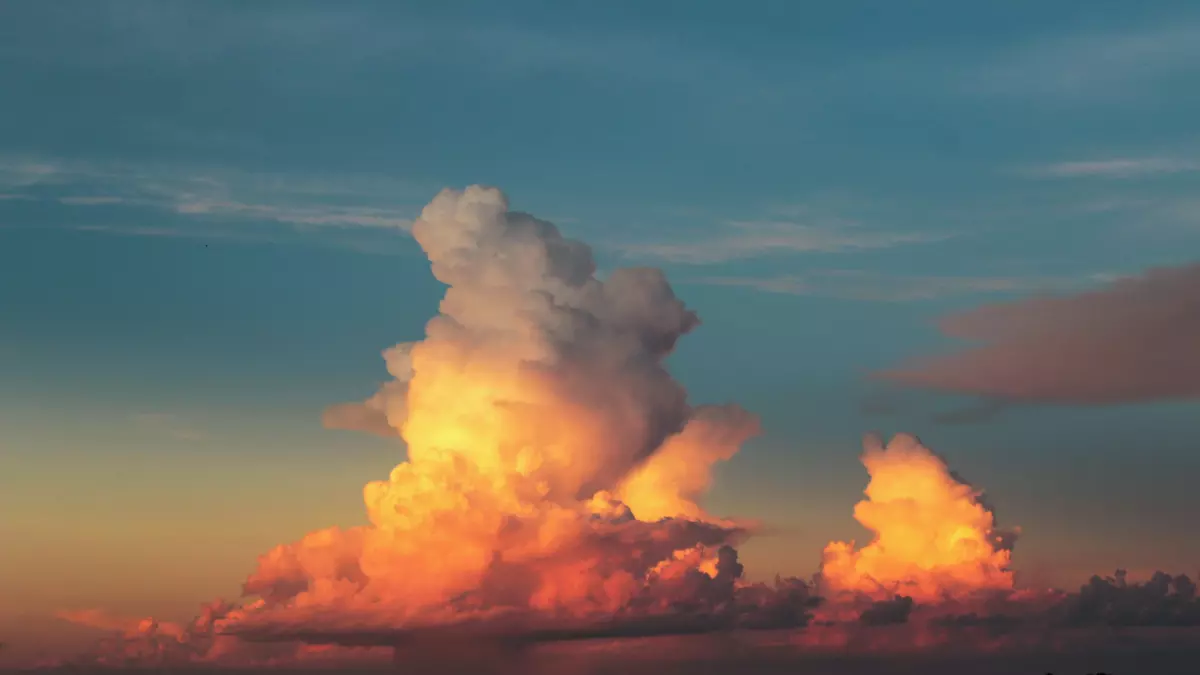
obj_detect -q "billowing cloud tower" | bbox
[228,186,774,641]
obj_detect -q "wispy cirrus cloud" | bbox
[72,224,269,243]
[970,20,1200,101]
[0,155,420,233]
[1028,157,1200,179]
[174,199,412,230]
[618,220,948,265]
[57,195,126,205]
[691,270,1108,302]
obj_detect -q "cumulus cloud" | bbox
[877,263,1200,403]
[43,187,1200,670]
[819,433,1017,605]
[186,185,800,653]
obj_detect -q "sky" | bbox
[2,0,1200,666]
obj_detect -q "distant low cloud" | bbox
[691,270,1094,302]
[620,221,946,265]
[858,596,915,626]
[876,262,1200,403]
[1029,157,1200,179]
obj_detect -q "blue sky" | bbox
[2,0,1200,626]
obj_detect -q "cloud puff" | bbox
[877,263,1200,402]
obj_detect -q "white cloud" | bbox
[619,220,948,265]
[1029,157,1200,179]
[691,270,1102,302]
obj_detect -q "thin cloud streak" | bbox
[970,20,1200,101]
[57,195,126,205]
[1029,157,1200,179]
[0,155,421,232]
[620,221,948,265]
[71,224,269,243]
[175,199,412,230]
[689,270,1102,302]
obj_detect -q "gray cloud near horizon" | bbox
[876,262,1200,403]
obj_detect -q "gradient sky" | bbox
[3,0,1200,657]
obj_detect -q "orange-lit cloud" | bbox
[210,186,788,646]
[41,188,1200,669]
[53,609,181,639]
[820,433,1015,603]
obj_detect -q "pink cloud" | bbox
[876,263,1200,403]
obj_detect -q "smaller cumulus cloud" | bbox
[1028,157,1200,179]
[619,220,946,265]
[877,262,1200,403]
